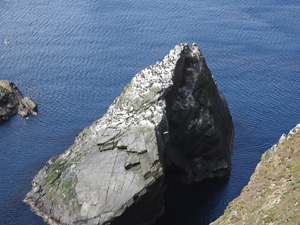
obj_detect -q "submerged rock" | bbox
[25,43,234,225]
[0,80,37,122]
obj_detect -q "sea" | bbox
[0,0,299,224]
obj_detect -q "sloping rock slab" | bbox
[0,80,37,122]
[25,43,234,225]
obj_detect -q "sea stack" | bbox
[0,80,37,122]
[25,43,234,225]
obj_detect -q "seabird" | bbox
[4,38,8,47]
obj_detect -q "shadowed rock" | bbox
[0,80,37,122]
[25,43,234,225]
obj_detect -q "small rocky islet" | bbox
[24,43,235,225]
[0,80,37,122]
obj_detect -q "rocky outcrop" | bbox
[0,80,37,122]
[25,43,234,225]
[211,123,300,225]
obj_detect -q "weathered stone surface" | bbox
[25,43,234,225]
[0,80,38,122]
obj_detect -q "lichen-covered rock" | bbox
[25,43,234,225]
[211,123,300,225]
[0,80,37,122]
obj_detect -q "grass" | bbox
[211,128,300,225]
[42,158,79,209]
[43,159,66,190]
[59,177,77,203]
[0,86,15,100]
[0,86,10,94]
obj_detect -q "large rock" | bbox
[0,80,38,122]
[25,43,234,225]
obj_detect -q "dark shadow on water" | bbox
[155,176,229,225]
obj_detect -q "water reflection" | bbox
[155,176,230,225]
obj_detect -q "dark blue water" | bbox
[0,0,299,224]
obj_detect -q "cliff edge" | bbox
[25,43,234,225]
[211,123,300,225]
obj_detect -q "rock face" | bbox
[211,123,300,225]
[0,80,38,122]
[25,43,234,225]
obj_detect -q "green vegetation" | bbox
[211,129,300,225]
[43,159,66,190]
[0,86,10,93]
[59,177,77,203]
[0,86,14,100]
[42,158,79,208]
